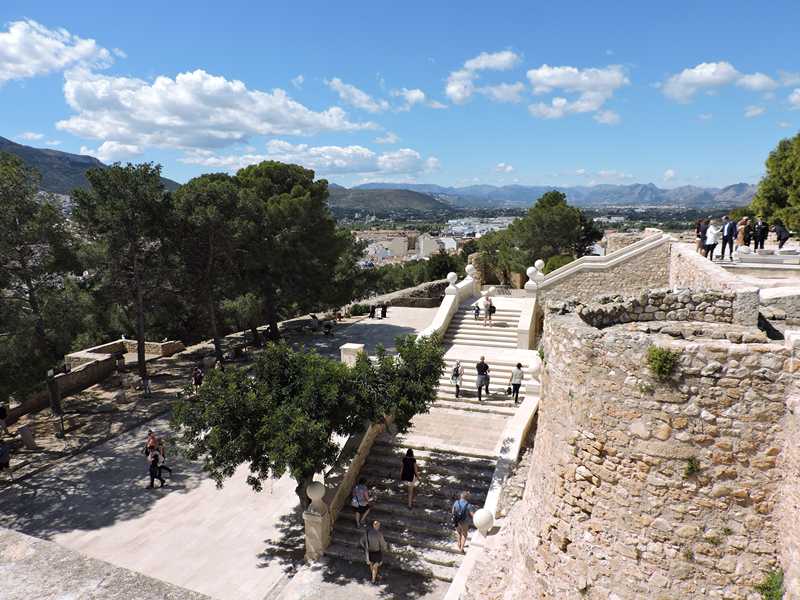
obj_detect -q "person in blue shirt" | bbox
[452,491,476,553]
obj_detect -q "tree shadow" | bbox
[256,505,306,574]
[285,322,422,358]
[317,555,443,600]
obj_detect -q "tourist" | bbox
[753,216,769,250]
[508,363,524,405]
[157,437,172,478]
[773,222,791,249]
[361,520,388,584]
[0,442,11,483]
[694,218,705,253]
[473,304,480,321]
[452,491,476,553]
[0,403,8,435]
[483,296,494,327]
[704,218,721,260]
[698,218,710,255]
[147,446,166,488]
[192,367,204,393]
[399,449,420,509]
[475,356,490,402]
[451,360,464,398]
[720,216,737,261]
[214,359,224,372]
[368,304,376,319]
[735,216,750,252]
[141,374,152,397]
[144,430,158,456]
[351,477,372,527]
[380,303,388,319]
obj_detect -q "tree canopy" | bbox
[749,132,800,229]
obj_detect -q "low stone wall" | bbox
[780,386,800,596]
[604,231,646,254]
[538,238,670,303]
[577,288,737,327]
[354,279,448,309]
[501,308,796,599]
[669,243,743,291]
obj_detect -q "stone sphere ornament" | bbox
[534,259,545,271]
[447,271,458,285]
[526,266,537,281]
[306,481,327,513]
[473,508,494,535]
[465,264,477,278]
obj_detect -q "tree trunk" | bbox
[206,233,223,363]
[250,325,262,348]
[133,260,148,380]
[294,473,314,509]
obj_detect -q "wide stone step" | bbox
[431,399,517,416]
[336,501,465,535]
[334,521,461,557]
[333,528,462,568]
[443,337,518,349]
[450,316,519,325]
[370,441,496,470]
[325,541,457,582]
[445,331,518,342]
[375,434,496,461]
[363,456,493,486]
[359,468,491,503]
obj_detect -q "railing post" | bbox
[465,264,478,296]
[303,481,331,562]
[340,343,365,366]
[445,271,458,295]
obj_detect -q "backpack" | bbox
[490,305,497,314]
[452,500,469,527]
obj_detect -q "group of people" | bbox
[350,450,480,583]
[450,357,525,404]
[472,296,496,327]
[368,303,389,319]
[143,429,172,489]
[696,215,791,261]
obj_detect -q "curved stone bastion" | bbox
[500,289,800,599]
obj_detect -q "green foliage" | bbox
[706,535,722,546]
[685,456,701,478]
[350,303,369,316]
[722,527,733,536]
[755,570,784,600]
[543,254,574,274]
[477,230,520,284]
[426,250,465,281]
[682,548,694,561]
[749,132,800,229]
[459,239,479,262]
[646,346,680,381]
[537,348,544,362]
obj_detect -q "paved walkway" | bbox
[0,417,303,600]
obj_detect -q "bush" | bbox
[646,346,680,381]
[350,303,369,316]
[755,570,784,600]
[684,456,701,478]
[543,254,574,274]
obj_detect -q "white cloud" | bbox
[779,71,800,86]
[44,139,61,146]
[495,162,514,173]
[57,69,375,153]
[428,100,447,109]
[661,61,740,102]
[0,19,112,85]
[112,48,127,59]
[744,105,765,118]
[736,72,777,92]
[392,87,426,111]
[663,168,676,182]
[790,89,800,109]
[325,77,389,113]
[291,74,304,89]
[445,50,521,104]
[526,64,628,122]
[375,131,400,144]
[478,82,525,103]
[17,131,44,141]
[80,141,142,162]
[181,140,439,177]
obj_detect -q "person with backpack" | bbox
[483,296,494,327]
[475,357,490,402]
[351,477,372,527]
[450,361,464,398]
[360,520,388,583]
[472,304,480,321]
[452,491,476,553]
[147,447,166,489]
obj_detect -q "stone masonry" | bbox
[499,296,798,599]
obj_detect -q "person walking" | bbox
[450,360,464,398]
[694,218,705,253]
[473,304,480,321]
[157,437,172,478]
[773,222,791,249]
[475,357,490,402]
[0,403,8,436]
[483,296,494,327]
[452,491,476,553]
[753,216,769,250]
[380,303,388,319]
[698,218,710,255]
[720,216,737,261]
[352,477,372,527]
[144,430,158,456]
[192,367,204,393]
[361,520,388,584]
[508,363,524,405]
[399,449,420,509]
[147,447,166,488]
[736,217,750,253]
[704,218,721,260]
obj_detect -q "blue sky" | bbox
[1,0,799,188]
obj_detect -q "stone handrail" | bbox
[417,272,478,339]
[516,297,536,349]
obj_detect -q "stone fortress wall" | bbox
[500,295,798,599]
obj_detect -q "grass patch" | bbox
[755,570,783,600]
[646,346,680,381]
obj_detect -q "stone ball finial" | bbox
[473,508,494,535]
[534,259,545,271]
[447,272,458,285]
[465,264,476,278]
[526,266,536,280]
[307,481,326,502]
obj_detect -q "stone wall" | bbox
[779,382,800,596]
[501,307,796,599]
[354,278,448,309]
[604,232,646,254]
[538,239,670,304]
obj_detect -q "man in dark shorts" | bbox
[475,356,490,402]
[361,520,388,583]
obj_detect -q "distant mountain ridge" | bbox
[327,186,450,214]
[352,181,757,209]
[0,136,179,194]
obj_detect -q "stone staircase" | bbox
[442,304,520,349]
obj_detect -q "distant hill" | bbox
[327,186,451,215]
[352,181,757,209]
[0,136,179,194]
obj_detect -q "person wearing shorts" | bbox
[352,478,372,527]
[361,521,388,583]
[400,448,420,509]
[452,491,475,553]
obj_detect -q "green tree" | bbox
[459,239,479,263]
[426,250,465,281]
[477,230,520,285]
[0,153,80,402]
[543,254,574,274]
[173,173,240,362]
[220,292,264,347]
[749,132,800,229]
[72,163,173,380]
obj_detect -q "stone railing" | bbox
[417,266,480,339]
[66,338,185,370]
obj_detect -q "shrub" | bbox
[755,570,784,600]
[646,346,680,381]
[543,254,574,274]
[682,548,694,561]
[685,456,701,478]
[350,303,369,316]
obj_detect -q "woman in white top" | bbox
[483,296,493,327]
[704,219,721,261]
[508,363,524,404]
[450,361,464,398]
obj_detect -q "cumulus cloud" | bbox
[495,162,514,173]
[478,82,525,103]
[445,50,521,104]
[17,131,44,141]
[744,105,765,118]
[661,62,740,102]
[375,131,400,144]
[0,19,112,85]
[526,64,628,122]
[428,100,448,109]
[325,77,389,113]
[663,168,676,182]
[736,72,777,92]
[181,140,439,177]
[44,139,61,146]
[392,87,426,111]
[80,141,142,163]
[56,69,376,154]
[291,74,304,89]
[780,71,800,86]
[790,89,800,109]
